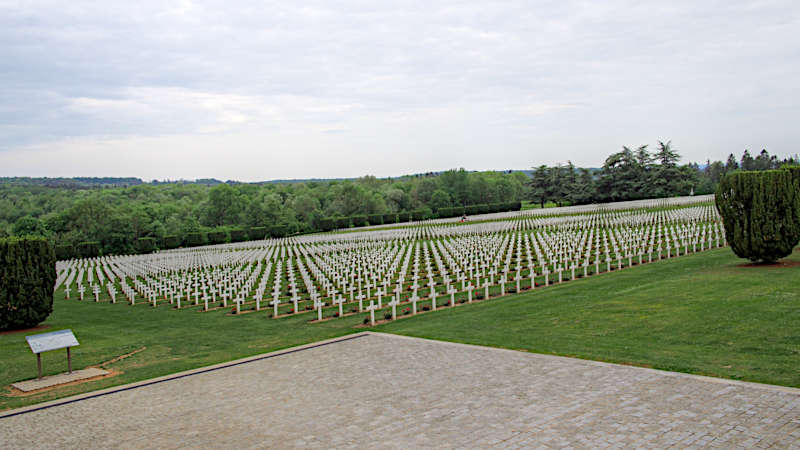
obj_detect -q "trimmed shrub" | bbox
[137,237,157,253]
[77,241,100,258]
[269,224,288,238]
[184,232,205,247]
[55,244,74,260]
[249,227,268,240]
[319,218,335,232]
[411,210,426,221]
[465,205,480,215]
[208,229,228,245]
[0,237,56,330]
[716,169,800,263]
[334,217,351,229]
[382,213,397,224]
[229,228,247,242]
[351,215,368,227]
[162,235,181,249]
[398,212,411,223]
[367,214,383,226]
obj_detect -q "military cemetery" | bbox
[2,1,800,447]
[50,195,720,324]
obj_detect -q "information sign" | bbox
[26,329,80,354]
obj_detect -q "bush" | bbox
[351,215,368,227]
[208,229,228,245]
[367,214,383,226]
[716,169,800,263]
[319,218,335,232]
[77,241,100,258]
[334,217,351,229]
[162,235,181,249]
[249,227,268,240]
[184,232,205,247]
[398,212,411,223]
[137,237,157,253]
[411,209,427,221]
[229,228,247,242]
[55,244,74,260]
[269,224,287,238]
[382,213,397,224]
[0,237,56,330]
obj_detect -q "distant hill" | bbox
[0,177,144,188]
[0,169,553,188]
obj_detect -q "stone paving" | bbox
[1,333,799,449]
[11,367,109,392]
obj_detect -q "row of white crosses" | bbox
[53,198,724,323]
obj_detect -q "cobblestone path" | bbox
[2,333,798,448]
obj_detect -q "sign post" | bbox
[25,329,80,379]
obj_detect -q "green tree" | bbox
[715,169,800,263]
[0,236,56,330]
[13,216,48,237]
[203,184,244,227]
[430,190,452,211]
[529,165,550,207]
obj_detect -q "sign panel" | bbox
[25,329,79,354]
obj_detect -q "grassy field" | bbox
[1,247,798,411]
[381,247,800,387]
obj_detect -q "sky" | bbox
[1,0,798,181]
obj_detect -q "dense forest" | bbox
[1,143,796,259]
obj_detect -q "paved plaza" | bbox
[1,332,799,448]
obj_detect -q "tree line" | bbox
[529,143,797,207]
[2,145,796,259]
[1,169,528,258]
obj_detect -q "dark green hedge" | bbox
[77,241,100,258]
[319,218,335,232]
[382,213,397,224]
[249,227,268,240]
[184,232,205,247]
[208,229,228,245]
[162,235,181,249]
[0,237,56,330]
[229,228,247,242]
[398,212,411,223]
[269,224,288,238]
[351,215,368,227]
[55,244,74,260]
[716,169,800,263]
[334,217,351,229]
[137,237,157,253]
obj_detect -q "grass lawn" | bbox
[379,247,800,388]
[2,247,798,411]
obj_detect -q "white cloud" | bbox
[1,0,799,178]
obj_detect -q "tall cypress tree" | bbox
[0,236,56,330]
[715,169,800,263]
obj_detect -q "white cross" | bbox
[366,300,378,326]
[270,297,281,318]
[334,296,345,317]
[355,292,365,312]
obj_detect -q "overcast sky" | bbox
[1,1,798,181]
